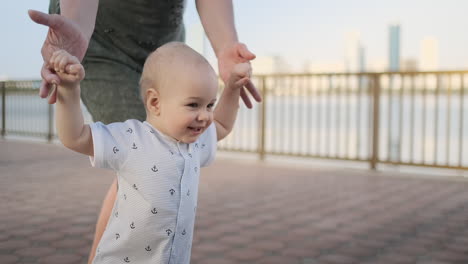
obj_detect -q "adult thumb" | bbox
[237,43,256,61]
[28,9,63,29]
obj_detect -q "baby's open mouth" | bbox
[188,126,203,132]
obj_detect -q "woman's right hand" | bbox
[28,10,89,104]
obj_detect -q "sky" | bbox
[2,0,468,79]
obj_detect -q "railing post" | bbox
[258,76,267,161]
[1,81,5,139]
[370,74,381,170]
[47,103,54,142]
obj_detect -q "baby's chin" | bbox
[179,136,200,144]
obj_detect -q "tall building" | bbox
[388,24,401,71]
[344,31,366,72]
[419,37,439,71]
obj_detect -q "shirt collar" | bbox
[143,121,192,154]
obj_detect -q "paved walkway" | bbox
[1,140,468,264]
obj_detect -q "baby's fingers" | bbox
[234,77,250,88]
[233,63,252,79]
[58,55,69,73]
[65,64,85,80]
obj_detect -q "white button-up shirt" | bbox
[89,119,216,264]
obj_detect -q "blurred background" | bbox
[2,0,468,79]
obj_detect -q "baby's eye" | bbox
[207,103,215,109]
[187,103,198,108]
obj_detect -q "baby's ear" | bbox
[146,88,161,116]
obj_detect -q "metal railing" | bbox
[2,71,467,170]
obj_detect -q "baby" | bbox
[50,42,253,263]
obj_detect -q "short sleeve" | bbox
[89,121,132,171]
[199,122,217,167]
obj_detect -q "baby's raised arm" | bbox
[214,62,253,141]
[49,50,94,156]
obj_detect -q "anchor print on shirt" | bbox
[145,245,152,251]
[113,146,119,154]
[132,143,138,149]
[130,222,135,229]
[115,211,118,218]
[151,208,158,214]
[123,194,127,200]
[195,143,199,148]
[115,233,120,240]
[182,229,186,235]
[201,143,206,149]
[187,190,190,196]
[124,257,130,263]
[150,129,155,134]
[151,165,158,172]
[169,189,175,195]
[126,128,133,133]
[133,184,138,190]
[188,153,192,158]
[166,229,172,236]
[169,150,174,155]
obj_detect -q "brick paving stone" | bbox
[30,232,64,243]
[376,253,418,264]
[0,254,20,264]
[196,229,223,241]
[192,242,230,254]
[431,251,468,263]
[251,241,285,251]
[225,248,264,261]
[15,247,55,258]
[318,253,360,264]
[219,234,254,246]
[256,255,300,264]
[333,243,377,258]
[193,257,237,264]
[11,227,43,237]
[50,238,88,249]
[39,253,82,264]
[0,240,30,250]
[443,242,468,254]
[62,225,92,236]
[0,233,10,241]
[75,245,92,258]
[281,247,321,258]
[396,243,430,256]
[190,249,204,263]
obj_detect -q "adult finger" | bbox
[39,80,49,99]
[244,80,262,102]
[236,43,256,61]
[40,65,60,100]
[47,84,57,104]
[240,87,253,109]
[41,65,60,85]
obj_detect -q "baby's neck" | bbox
[145,116,180,143]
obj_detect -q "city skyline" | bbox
[2,0,468,79]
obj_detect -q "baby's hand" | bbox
[49,50,85,88]
[227,62,252,91]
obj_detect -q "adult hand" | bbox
[217,42,262,108]
[28,10,88,104]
